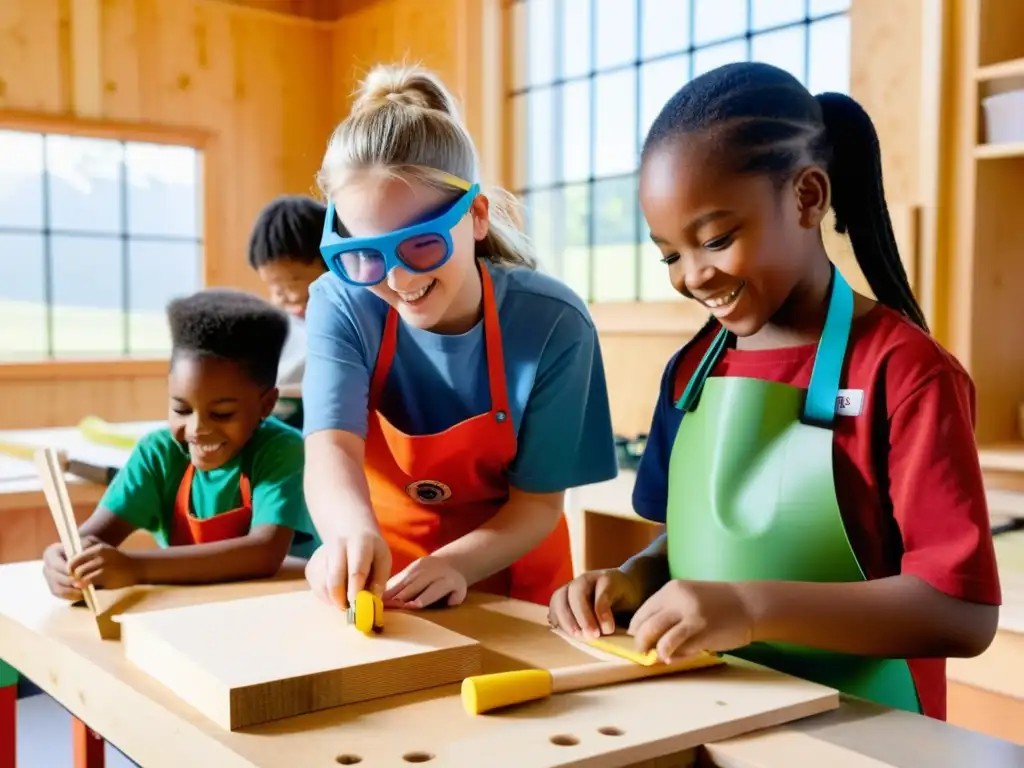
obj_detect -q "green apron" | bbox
[665,267,921,714]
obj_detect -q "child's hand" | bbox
[305,532,392,610]
[628,579,755,663]
[383,555,467,609]
[42,541,82,601]
[66,540,140,590]
[547,568,646,639]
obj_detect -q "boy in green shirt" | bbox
[42,289,320,601]
[246,195,330,431]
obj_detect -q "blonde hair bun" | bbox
[352,63,463,123]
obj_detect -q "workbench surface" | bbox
[1,560,1021,768]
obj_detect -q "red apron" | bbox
[365,263,573,606]
[168,463,254,545]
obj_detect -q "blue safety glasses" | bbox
[319,174,481,287]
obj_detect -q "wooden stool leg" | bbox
[73,717,104,768]
[0,660,17,768]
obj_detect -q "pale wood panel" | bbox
[332,0,461,117]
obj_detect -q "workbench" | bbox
[0,559,1022,768]
[564,470,1024,747]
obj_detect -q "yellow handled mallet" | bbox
[461,649,725,715]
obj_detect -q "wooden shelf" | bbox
[974,142,1024,159]
[976,57,1024,82]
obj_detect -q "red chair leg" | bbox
[0,685,15,768]
[73,717,104,768]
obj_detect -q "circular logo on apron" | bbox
[405,479,452,505]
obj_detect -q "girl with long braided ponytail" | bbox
[548,62,999,723]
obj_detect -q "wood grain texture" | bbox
[1,561,842,765]
[116,590,483,730]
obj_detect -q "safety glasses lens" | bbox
[397,234,449,272]
[339,249,386,285]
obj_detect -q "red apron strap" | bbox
[174,463,195,517]
[239,472,253,508]
[369,307,400,410]
[368,261,508,416]
[478,262,512,417]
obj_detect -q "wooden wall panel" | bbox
[0,0,335,429]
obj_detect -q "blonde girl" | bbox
[301,64,618,611]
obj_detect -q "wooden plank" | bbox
[115,590,484,730]
[33,446,118,639]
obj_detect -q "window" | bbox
[510,0,851,303]
[0,129,203,362]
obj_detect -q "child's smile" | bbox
[167,354,277,472]
[186,437,229,468]
[695,281,746,315]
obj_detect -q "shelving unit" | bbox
[949,1,1024,469]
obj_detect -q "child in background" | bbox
[548,62,1000,722]
[42,289,320,601]
[247,195,330,430]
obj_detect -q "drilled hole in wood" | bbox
[402,752,435,763]
[335,756,362,765]
[598,726,624,736]
[716,700,727,706]
[550,734,579,746]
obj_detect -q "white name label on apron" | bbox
[835,389,864,417]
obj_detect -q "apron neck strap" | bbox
[803,266,853,426]
[675,265,854,427]
[369,258,508,416]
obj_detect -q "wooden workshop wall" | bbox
[0,0,940,435]
[0,0,336,429]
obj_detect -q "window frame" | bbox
[0,110,213,379]
[502,0,851,334]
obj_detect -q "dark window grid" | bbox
[510,6,847,96]
[3,132,202,359]
[515,0,846,302]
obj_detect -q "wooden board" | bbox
[33,446,118,640]
[116,589,483,730]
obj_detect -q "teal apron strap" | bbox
[802,267,854,427]
[675,265,854,424]
[675,326,730,412]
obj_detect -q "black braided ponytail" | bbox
[642,62,928,332]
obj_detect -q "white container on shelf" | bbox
[982,89,1024,144]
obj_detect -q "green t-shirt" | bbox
[99,416,320,559]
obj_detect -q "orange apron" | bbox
[168,463,254,545]
[365,263,573,606]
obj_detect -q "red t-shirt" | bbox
[631,303,1001,721]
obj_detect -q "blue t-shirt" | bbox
[302,260,619,494]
